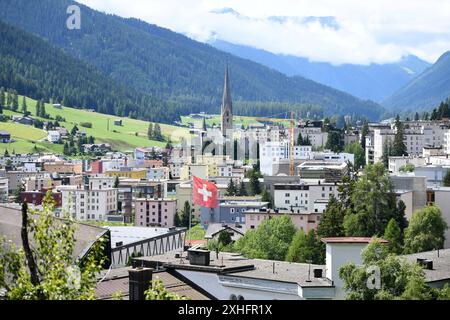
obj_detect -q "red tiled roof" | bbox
[321,237,388,244]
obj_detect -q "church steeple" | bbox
[221,64,233,136]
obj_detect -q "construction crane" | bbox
[289,111,296,176]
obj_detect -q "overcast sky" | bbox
[77,0,450,65]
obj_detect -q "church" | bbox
[221,65,233,137]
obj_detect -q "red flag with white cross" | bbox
[192,176,218,208]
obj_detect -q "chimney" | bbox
[128,267,153,300]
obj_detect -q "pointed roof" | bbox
[222,65,232,111]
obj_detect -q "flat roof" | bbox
[321,237,388,244]
[107,226,171,248]
[135,251,332,288]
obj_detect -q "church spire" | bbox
[221,64,233,137]
[222,64,232,111]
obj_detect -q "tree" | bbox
[443,170,450,187]
[0,190,106,299]
[317,196,345,238]
[391,115,408,157]
[249,170,262,196]
[153,124,164,141]
[0,87,5,113]
[360,120,369,151]
[217,230,232,247]
[343,163,398,237]
[11,91,19,111]
[173,213,182,228]
[344,142,365,170]
[261,189,273,209]
[286,229,323,264]
[145,279,188,300]
[403,205,448,254]
[381,139,391,168]
[180,201,192,228]
[63,142,70,156]
[339,238,438,300]
[297,132,304,146]
[226,179,237,196]
[237,181,248,196]
[414,112,419,121]
[325,130,344,152]
[147,123,153,140]
[70,125,79,136]
[233,215,296,261]
[113,176,120,188]
[21,96,28,115]
[202,117,207,131]
[383,218,403,254]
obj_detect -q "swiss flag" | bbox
[193,176,218,208]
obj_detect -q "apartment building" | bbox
[59,185,118,221]
[134,198,177,227]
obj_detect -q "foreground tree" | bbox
[383,218,403,254]
[286,229,323,264]
[343,163,399,237]
[0,190,106,299]
[145,279,188,300]
[339,238,450,300]
[233,215,296,261]
[403,205,448,254]
[180,201,192,228]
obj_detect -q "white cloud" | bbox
[77,0,450,65]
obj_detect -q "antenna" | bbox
[306,259,312,282]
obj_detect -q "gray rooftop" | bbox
[135,251,332,288]
[402,248,450,283]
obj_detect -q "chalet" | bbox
[0,130,11,143]
[47,131,61,143]
[53,103,62,109]
[11,115,35,126]
[113,119,123,126]
[83,143,112,154]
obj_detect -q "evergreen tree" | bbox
[70,125,79,136]
[383,218,403,254]
[237,181,248,196]
[261,189,273,209]
[443,170,450,187]
[180,201,191,228]
[317,196,345,238]
[63,142,70,156]
[392,115,407,156]
[147,123,154,140]
[414,112,419,121]
[202,117,207,131]
[286,230,323,264]
[297,132,304,146]
[249,170,262,196]
[21,96,28,115]
[153,124,163,141]
[11,91,19,111]
[0,87,5,113]
[113,176,120,188]
[226,179,237,196]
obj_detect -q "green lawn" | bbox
[1,95,193,154]
[0,121,64,154]
[181,114,289,129]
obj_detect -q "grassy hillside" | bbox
[0,96,191,154]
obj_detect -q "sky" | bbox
[77,0,450,65]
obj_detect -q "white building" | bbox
[0,178,8,202]
[47,131,61,143]
[273,181,339,213]
[147,167,170,181]
[259,141,313,176]
[58,185,118,221]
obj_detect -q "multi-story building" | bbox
[297,161,348,182]
[0,178,8,202]
[200,197,267,227]
[105,168,147,179]
[295,121,328,149]
[259,141,313,176]
[244,209,322,233]
[43,161,83,174]
[59,185,118,221]
[180,164,209,180]
[134,198,177,227]
[273,181,339,213]
[147,167,170,181]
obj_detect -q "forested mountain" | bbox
[0,20,171,121]
[383,51,450,112]
[210,39,430,102]
[0,0,385,121]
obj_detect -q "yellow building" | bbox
[180,164,209,181]
[105,168,147,179]
[195,154,230,178]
